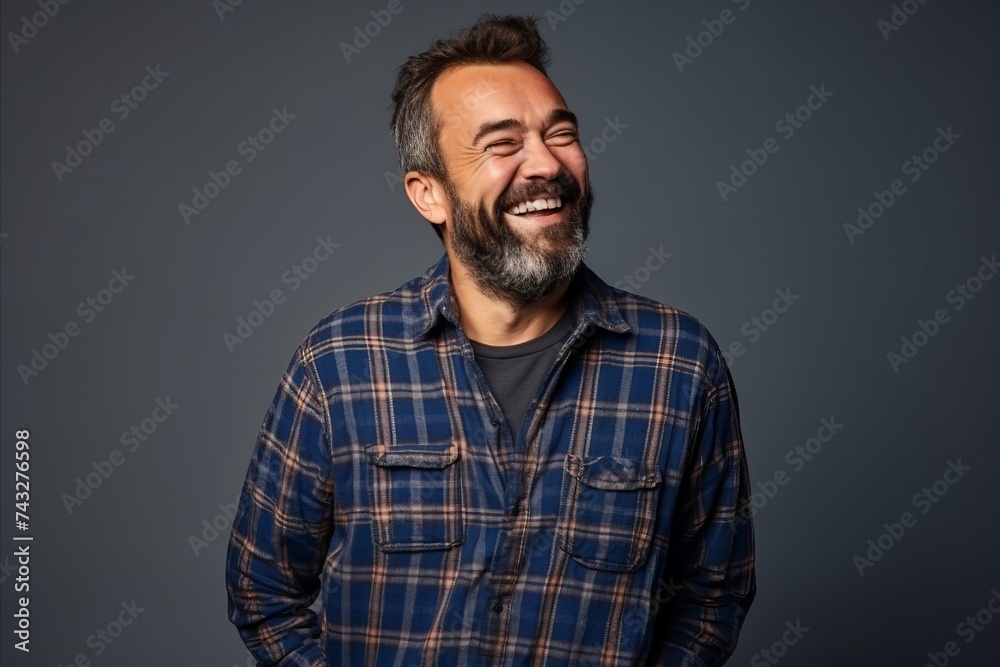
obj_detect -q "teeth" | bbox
[507,196,563,215]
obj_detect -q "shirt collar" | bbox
[410,253,630,340]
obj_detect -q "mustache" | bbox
[497,173,582,210]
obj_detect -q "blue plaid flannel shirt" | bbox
[226,253,755,666]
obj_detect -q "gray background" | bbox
[2,0,998,665]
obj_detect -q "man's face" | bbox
[429,61,593,306]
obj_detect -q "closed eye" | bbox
[485,140,520,155]
[547,131,579,145]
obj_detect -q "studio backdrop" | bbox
[1,0,998,665]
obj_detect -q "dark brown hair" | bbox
[390,14,551,237]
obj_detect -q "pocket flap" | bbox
[566,454,661,491]
[371,448,458,469]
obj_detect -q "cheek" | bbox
[554,146,588,183]
[478,162,520,201]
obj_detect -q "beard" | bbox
[443,171,593,308]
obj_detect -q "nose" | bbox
[519,135,562,181]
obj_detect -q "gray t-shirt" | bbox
[469,307,575,438]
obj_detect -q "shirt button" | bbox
[490,418,499,427]
[493,601,503,613]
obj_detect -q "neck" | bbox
[447,253,573,346]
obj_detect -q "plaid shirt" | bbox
[226,253,755,666]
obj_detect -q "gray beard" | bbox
[444,177,592,308]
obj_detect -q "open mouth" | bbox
[505,196,564,216]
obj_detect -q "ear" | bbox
[404,171,449,227]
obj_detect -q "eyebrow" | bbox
[472,108,579,147]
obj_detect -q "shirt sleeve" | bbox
[650,350,756,666]
[226,344,335,667]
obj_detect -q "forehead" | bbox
[430,61,568,137]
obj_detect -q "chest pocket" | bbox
[559,453,662,572]
[369,442,464,552]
